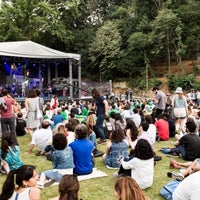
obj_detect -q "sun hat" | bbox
[175,87,183,94]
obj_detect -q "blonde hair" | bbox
[114,176,149,200]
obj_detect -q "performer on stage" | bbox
[22,79,29,97]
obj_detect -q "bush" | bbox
[168,74,200,92]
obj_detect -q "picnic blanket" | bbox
[49,168,108,186]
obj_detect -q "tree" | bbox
[89,20,122,80]
[151,8,183,74]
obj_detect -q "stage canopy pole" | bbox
[69,59,73,98]
[78,58,81,98]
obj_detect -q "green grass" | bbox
[0,136,183,200]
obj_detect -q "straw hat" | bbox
[175,87,183,94]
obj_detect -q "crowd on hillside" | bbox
[0,86,200,200]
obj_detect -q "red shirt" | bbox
[155,119,169,140]
[1,97,15,118]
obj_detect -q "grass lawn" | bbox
[0,135,182,200]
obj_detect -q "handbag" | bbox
[159,179,180,200]
[36,99,42,119]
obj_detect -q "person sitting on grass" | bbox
[16,112,27,137]
[52,109,64,127]
[173,170,200,200]
[116,139,154,189]
[169,118,200,160]
[155,113,170,141]
[0,132,23,173]
[167,158,200,181]
[28,120,52,156]
[103,128,129,169]
[49,174,80,200]
[69,124,94,175]
[135,121,154,149]
[0,165,40,200]
[114,176,150,200]
[38,133,74,188]
[125,118,139,149]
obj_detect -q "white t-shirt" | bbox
[147,124,156,145]
[121,157,154,189]
[173,171,200,200]
[31,128,52,151]
[132,113,141,128]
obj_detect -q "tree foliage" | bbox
[0,0,199,89]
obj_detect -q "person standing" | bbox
[0,89,18,144]
[25,89,41,137]
[50,95,59,110]
[92,88,109,143]
[152,86,166,118]
[172,87,188,134]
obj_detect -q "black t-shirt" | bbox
[179,133,200,161]
[16,118,27,136]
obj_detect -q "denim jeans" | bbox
[95,114,105,140]
[89,131,97,149]
[43,168,73,182]
[1,116,18,144]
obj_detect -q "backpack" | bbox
[159,179,180,200]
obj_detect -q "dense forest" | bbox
[0,0,200,88]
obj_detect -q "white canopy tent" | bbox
[0,40,80,60]
[0,41,81,98]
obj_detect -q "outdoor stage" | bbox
[15,96,93,103]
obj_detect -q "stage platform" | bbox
[15,96,93,103]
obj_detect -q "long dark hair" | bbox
[91,88,101,99]
[0,165,36,200]
[1,132,18,159]
[125,119,138,141]
[134,139,154,160]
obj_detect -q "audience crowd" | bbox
[0,86,200,199]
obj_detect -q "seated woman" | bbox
[114,113,126,131]
[69,124,94,175]
[0,165,40,200]
[125,118,139,149]
[0,132,23,173]
[117,139,154,189]
[38,133,74,187]
[49,174,80,200]
[103,129,129,169]
[114,176,150,200]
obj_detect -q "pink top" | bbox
[1,97,15,118]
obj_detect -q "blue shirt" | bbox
[69,138,94,175]
[52,114,64,126]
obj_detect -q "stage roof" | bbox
[0,40,80,60]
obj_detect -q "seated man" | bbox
[173,170,200,200]
[170,119,200,161]
[28,121,52,156]
[69,124,94,175]
[155,114,169,141]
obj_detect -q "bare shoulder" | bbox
[29,187,40,200]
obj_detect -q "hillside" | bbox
[113,60,199,97]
